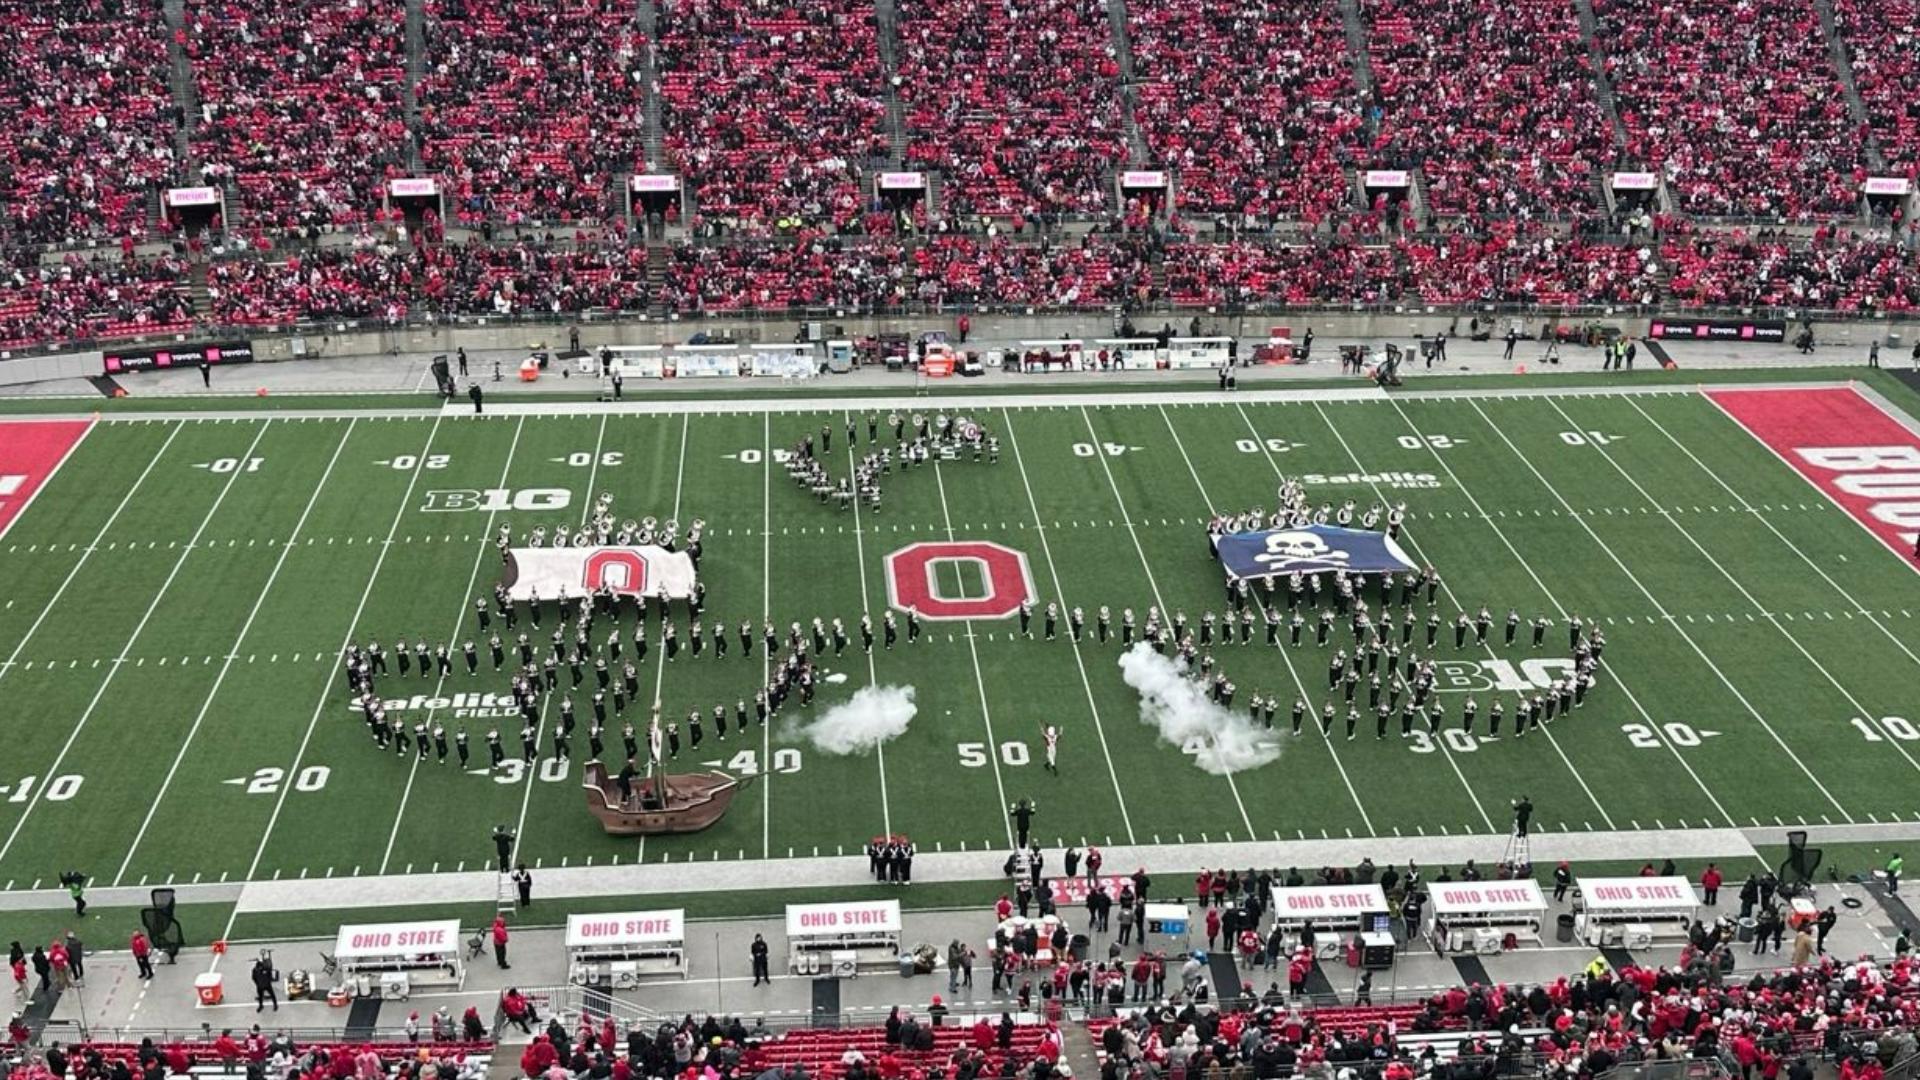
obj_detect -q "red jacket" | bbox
[492,919,509,946]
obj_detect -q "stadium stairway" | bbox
[162,0,197,171]
[1809,0,1887,173]
[1059,1022,1102,1079]
[646,245,670,317]
[872,0,910,167]
[1569,0,1630,153]
[404,0,426,166]
[183,262,211,316]
[1334,0,1377,134]
[1101,0,1152,167]
[636,0,667,171]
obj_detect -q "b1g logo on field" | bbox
[885,541,1035,620]
[421,488,572,512]
[1431,658,1574,694]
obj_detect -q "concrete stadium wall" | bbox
[224,310,1658,364]
[8,309,1914,387]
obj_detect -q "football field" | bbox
[3,381,1920,903]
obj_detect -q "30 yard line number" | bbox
[561,452,624,467]
[1408,729,1479,754]
[1235,438,1295,454]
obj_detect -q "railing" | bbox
[1594,1054,1735,1080]
[35,1018,485,1045]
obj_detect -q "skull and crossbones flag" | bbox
[1215,524,1418,578]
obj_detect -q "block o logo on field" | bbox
[583,549,649,593]
[885,541,1035,620]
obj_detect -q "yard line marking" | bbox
[578,414,610,523]
[1470,399,1851,822]
[383,416,530,875]
[1078,405,1255,840]
[843,412,893,837]
[636,414,693,866]
[1001,409,1135,843]
[0,420,273,869]
[929,445,1017,850]
[0,423,184,698]
[1180,403,1373,832]
[1305,403,1537,830]
[113,419,361,885]
[218,414,450,957]
[1385,399,1733,824]
[761,413,773,860]
[1576,397,1920,783]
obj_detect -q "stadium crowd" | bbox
[203,237,653,326]
[0,0,177,248]
[184,0,409,235]
[1593,0,1864,219]
[7,0,1920,249]
[12,0,1920,349]
[658,0,889,237]
[0,250,193,348]
[1362,0,1614,221]
[1126,0,1365,226]
[895,0,1126,219]
[418,0,647,228]
[15,223,1920,349]
[1831,0,1920,170]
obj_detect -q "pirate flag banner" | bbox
[1215,524,1418,579]
[502,545,698,602]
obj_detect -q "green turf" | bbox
[3,381,1920,917]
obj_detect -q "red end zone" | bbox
[0,419,94,540]
[1706,386,1920,563]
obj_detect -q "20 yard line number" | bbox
[242,766,329,794]
[1622,722,1714,748]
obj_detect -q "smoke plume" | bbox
[1116,644,1282,775]
[796,684,918,755]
